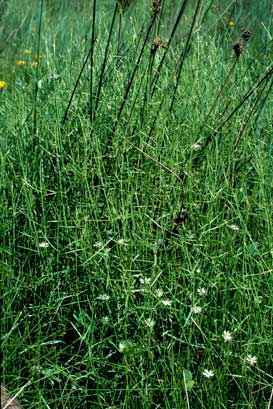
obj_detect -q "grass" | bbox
[1,0,273,408]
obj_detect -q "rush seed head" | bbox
[151,0,161,18]
[233,28,252,57]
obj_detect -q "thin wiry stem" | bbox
[168,0,204,115]
[112,14,157,134]
[94,1,119,116]
[89,0,97,123]
[62,47,93,127]
[198,56,238,135]
[33,0,44,136]
[221,64,273,127]
[150,0,190,98]
[234,72,272,150]
[188,64,273,169]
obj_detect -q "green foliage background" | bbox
[1,1,272,408]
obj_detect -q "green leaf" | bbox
[183,370,195,391]
[185,380,195,391]
[183,369,193,382]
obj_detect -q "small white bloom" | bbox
[117,239,128,246]
[192,143,201,151]
[145,318,155,328]
[38,242,49,248]
[155,288,164,298]
[118,341,132,353]
[94,241,103,248]
[102,316,109,324]
[118,342,126,353]
[103,247,111,255]
[162,299,172,306]
[191,305,202,314]
[197,287,207,296]
[246,355,257,366]
[202,369,214,378]
[140,277,151,286]
[228,224,240,231]
[97,294,110,301]
[222,330,233,343]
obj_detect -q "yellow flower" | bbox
[0,80,7,89]
[24,49,31,55]
[31,61,38,67]
[35,53,43,59]
[17,60,26,66]
[229,21,235,27]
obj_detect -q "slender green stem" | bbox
[89,0,97,123]
[33,0,44,136]
[94,2,119,116]
[168,0,204,115]
[113,14,157,133]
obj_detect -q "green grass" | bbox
[1,0,273,408]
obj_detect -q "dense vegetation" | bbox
[1,1,272,408]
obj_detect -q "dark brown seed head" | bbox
[152,0,161,18]
[241,28,252,42]
[233,40,244,57]
[233,27,252,57]
[151,36,167,54]
[153,36,163,47]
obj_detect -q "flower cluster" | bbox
[16,49,41,69]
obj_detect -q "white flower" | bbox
[222,330,233,343]
[191,305,202,314]
[102,316,109,324]
[192,143,201,151]
[103,247,111,255]
[97,294,110,301]
[38,242,49,248]
[118,342,126,353]
[117,239,128,246]
[94,241,103,248]
[145,318,155,328]
[197,287,207,296]
[155,288,164,298]
[228,224,240,231]
[246,355,257,366]
[162,299,172,306]
[118,341,132,353]
[140,277,151,286]
[202,369,214,378]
